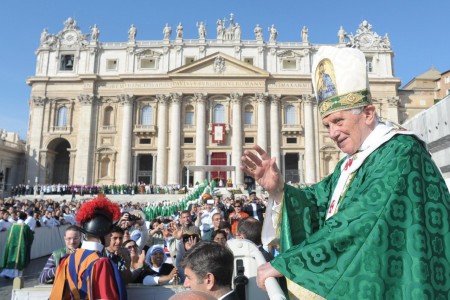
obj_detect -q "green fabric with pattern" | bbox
[271,134,450,299]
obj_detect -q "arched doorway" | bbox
[47,138,71,184]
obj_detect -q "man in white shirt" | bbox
[41,210,60,227]
[24,210,37,231]
[0,210,12,232]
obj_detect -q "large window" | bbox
[366,57,373,73]
[282,59,297,70]
[185,105,194,126]
[140,58,156,69]
[244,105,254,125]
[141,106,154,125]
[285,105,296,125]
[213,104,225,123]
[100,157,110,178]
[57,107,68,127]
[103,106,113,126]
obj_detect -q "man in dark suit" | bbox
[181,241,239,300]
[243,191,265,223]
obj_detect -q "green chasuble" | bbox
[271,134,450,299]
[1,222,34,270]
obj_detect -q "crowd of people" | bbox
[8,183,188,198]
[0,187,273,297]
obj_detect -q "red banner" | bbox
[212,123,226,144]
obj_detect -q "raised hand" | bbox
[240,145,284,199]
[138,249,146,266]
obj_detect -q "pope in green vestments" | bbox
[0,218,34,278]
[270,132,449,299]
[241,46,450,300]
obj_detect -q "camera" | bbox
[128,214,141,222]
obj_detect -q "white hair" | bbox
[351,107,364,115]
[351,106,380,125]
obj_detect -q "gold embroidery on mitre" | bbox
[319,101,333,114]
[340,93,365,104]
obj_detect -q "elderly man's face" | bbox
[322,106,376,155]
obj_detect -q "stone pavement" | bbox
[0,256,47,300]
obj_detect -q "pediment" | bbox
[135,49,162,57]
[168,52,269,78]
[277,50,305,58]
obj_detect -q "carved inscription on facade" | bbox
[268,82,311,89]
[96,82,173,89]
[172,80,265,88]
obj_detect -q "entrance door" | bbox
[211,152,227,184]
[285,153,299,183]
[50,139,70,184]
[137,155,153,184]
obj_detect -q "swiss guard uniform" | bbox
[50,195,127,300]
[263,46,450,299]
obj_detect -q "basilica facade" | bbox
[26,16,402,187]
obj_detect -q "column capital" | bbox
[269,94,281,104]
[78,94,96,105]
[32,96,47,106]
[170,92,183,103]
[117,94,135,105]
[303,94,316,105]
[194,92,208,103]
[255,92,268,103]
[387,96,400,107]
[230,92,243,103]
[156,94,170,105]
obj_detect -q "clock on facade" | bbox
[359,33,374,48]
[62,30,78,45]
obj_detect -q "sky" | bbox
[0,0,449,140]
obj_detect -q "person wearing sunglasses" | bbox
[122,239,147,283]
[228,200,248,236]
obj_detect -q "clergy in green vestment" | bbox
[0,211,34,278]
[241,46,450,300]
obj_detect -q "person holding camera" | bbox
[118,211,149,252]
[243,191,265,223]
[195,194,219,239]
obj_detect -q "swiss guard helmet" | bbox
[75,194,121,238]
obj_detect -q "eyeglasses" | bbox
[234,205,241,208]
[126,244,138,250]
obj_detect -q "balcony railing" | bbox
[134,124,157,134]
[100,125,116,132]
[51,126,71,134]
[281,124,304,135]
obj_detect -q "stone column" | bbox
[26,97,46,183]
[133,154,138,184]
[74,94,96,185]
[256,93,268,151]
[387,96,400,124]
[194,93,207,184]
[231,93,243,186]
[298,153,304,184]
[117,94,134,184]
[303,95,317,184]
[168,93,182,184]
[152,154,156,184]
[156,94,169,184]
[269,94,281,165]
